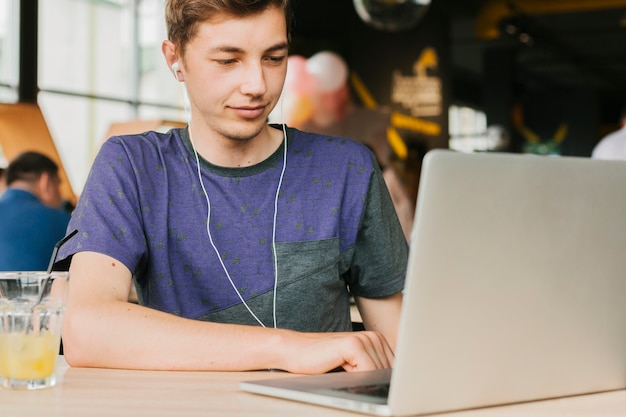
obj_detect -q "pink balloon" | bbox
[285,55,314,95]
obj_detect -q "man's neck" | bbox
[188,124,284,168]
[8,181,38,196]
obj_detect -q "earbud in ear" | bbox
[171,62,180,81]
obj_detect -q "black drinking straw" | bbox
[35,229,78,306]
[46,229,78,274]
[27,229,78,332]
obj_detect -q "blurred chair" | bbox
[0,103,75,205]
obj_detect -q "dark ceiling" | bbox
[292,0,626,118]
[446,0,626,94]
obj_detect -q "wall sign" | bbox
[391,47,442,118]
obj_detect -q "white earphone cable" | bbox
[177,74,285,328]
[272,118,288,328]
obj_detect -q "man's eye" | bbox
[267,56,286,64]
[216,59,237,65]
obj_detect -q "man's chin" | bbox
[219,120,267,142]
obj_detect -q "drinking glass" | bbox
[0,271,69,390]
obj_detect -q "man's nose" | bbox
[240,63,267,96]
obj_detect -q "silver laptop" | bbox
[240,150,626,416]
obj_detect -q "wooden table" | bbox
[0,357,624,416]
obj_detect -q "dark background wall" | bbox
[288,0,626,160]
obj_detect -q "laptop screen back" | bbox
[390,150,626,415]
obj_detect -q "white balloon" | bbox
[306,51,348,93]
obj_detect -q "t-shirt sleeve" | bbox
[345,157,408,298]
[57,137,148,274]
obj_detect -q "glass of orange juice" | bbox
[0,271,69,390]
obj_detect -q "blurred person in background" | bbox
[0,151,71,271]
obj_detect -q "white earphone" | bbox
[171,61,180,81]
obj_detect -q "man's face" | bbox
[181,6,288,143]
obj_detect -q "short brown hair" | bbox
[165,0,292,57]
[6,151,59,185]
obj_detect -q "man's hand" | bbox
[277,330,395,374]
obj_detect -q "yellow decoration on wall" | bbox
[387,127,409,160]
[350,69,443,160]
[391,112,441,136]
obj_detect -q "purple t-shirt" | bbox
[59,126,406,331]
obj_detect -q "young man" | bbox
[0,151,71,271]
[59,0,407,374]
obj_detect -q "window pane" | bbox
[39,92,134,194]
[0,86,17,103]
[449,105,491,153]
[0,0,19,99]
[39,0,135,99]
[138,0,181,107]
[37,0,183,194]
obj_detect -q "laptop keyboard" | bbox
[333,383,390,399]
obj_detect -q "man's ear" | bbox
[36,171,61,208]
[36,171,50,198]
[162,40,181,80]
